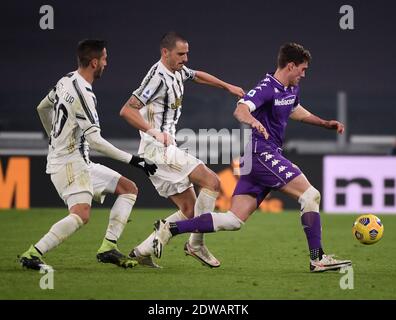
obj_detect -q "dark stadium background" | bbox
[1,0,395,139]
[1,1,396,211]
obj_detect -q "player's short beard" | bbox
[94,66,104,79]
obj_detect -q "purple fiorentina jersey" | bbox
[238,73,300,150]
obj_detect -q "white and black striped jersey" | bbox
[45,71,100,174]
[132,60,196,154]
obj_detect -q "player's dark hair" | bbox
[277,43,311,68]
[160,31,187,50]
[77,39,107,68]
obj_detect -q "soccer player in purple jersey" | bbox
[152,43,352,272]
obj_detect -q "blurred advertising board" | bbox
[324,156,396,214]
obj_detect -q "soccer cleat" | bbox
[19,245,52,271]
[97,239,137,269]
[129,248,162,269]
[152,219,172,259]
[310,254,352,272]
[184,242,221,268]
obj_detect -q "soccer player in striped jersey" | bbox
[120,31,245,268]
[19,39,157,270]
[152,43,352,272]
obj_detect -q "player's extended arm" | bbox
[36,96,54,137]
[290,104,345,134]
[84,128,132,163]
[233,103,269,139]
[84,128,157,176]
[119,96,173,146]
[194,71,245,98]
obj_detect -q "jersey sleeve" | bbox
[237,84,272,112]
[180,65,196,82]
[292,86,300,112]
[72,79,100,134]
[47,86,56,103]
[132,67,164,105]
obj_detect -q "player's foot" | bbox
[153,219,172,258]
[129,248,162,268]
[310,254,352,272]
[19,245,52,271]
[97,239,137,269]
[184,242,221,268]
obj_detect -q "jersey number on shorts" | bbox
[52,94,68,139]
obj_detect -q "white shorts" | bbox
[50,160,121,208]
[142,141,203,198]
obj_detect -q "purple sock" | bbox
[172,213,215,234]
[301,211,322,251]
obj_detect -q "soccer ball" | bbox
[352,214,384,245]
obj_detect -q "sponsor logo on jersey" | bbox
[274,98,295,106]
[143,89,151,99]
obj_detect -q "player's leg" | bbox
[152,194,257,259]
[19,163,92,270]
[130,188,193,268]
[19,194,91,270]
[89,163,138,268]
[152,157,269,259]
[188,164,220,245]
[279,173,351,272]
[129,144,200,267]
[169,180,220,268]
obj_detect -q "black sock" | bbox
[105,238,117,244]
[169,222,179,236]
[310,247,324,260]
[34,246,43,256]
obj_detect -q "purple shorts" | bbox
[233,147,302,207]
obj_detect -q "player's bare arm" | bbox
[120,95,173,146]
[290,104,345,134]
[233,103,269,139]
[194,70,245,98]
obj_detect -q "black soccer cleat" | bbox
[97,249,137,269]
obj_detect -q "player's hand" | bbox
[251,120,269,139]
[227,84,245,98]
[154,132,174,146]
[130,155,157,176]
[326,120,345,134]
[147,129,175,146]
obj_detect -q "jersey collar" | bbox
[266,72,293,92]
[158,60,176,79]
[76,70,93,90]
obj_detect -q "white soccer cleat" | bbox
[184,242,221,268]
[152,219,172,259]
[310,254,352,272]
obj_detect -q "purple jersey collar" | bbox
[266,72,295,92]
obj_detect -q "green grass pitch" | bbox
[0,208,395,300]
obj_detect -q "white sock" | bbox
[189,189,219,248]
[135,210,188,256]
[35,213,84,255]
[212,211,244,231]
[105,194,137,242]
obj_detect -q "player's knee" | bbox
[128,181,138,195]
[79,210,90,224]
[71,205,91,224]
[118,178,138,195]
[206,174,221,193]
[179,204,195,219]
[212,211,244,231]
[298,186,321,213]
